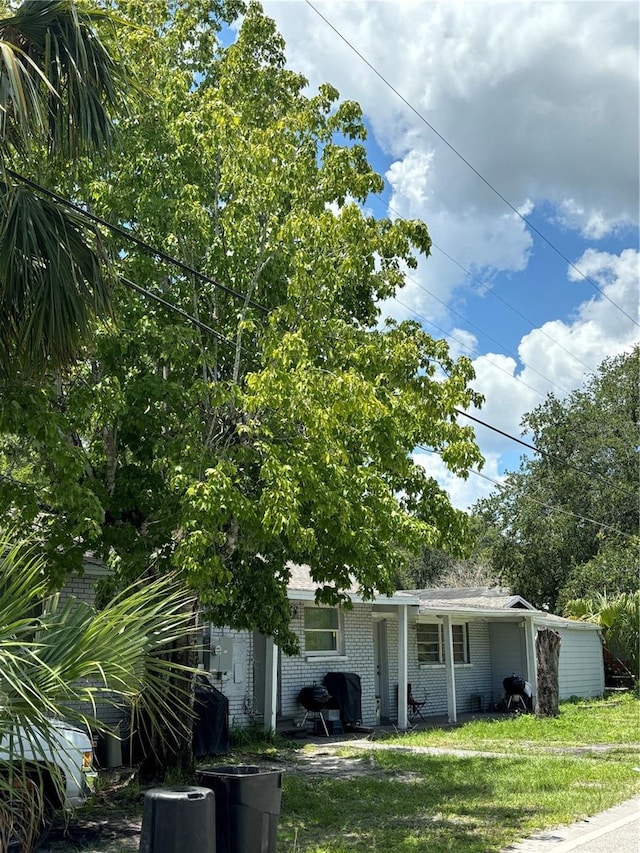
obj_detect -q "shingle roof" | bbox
[405,586,535,612]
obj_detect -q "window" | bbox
[304,607,341,654]
[417,621,470,665]
[452,623,470,664]
[417,622,443,664]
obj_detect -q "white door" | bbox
[373,620,390,721]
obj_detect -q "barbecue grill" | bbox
[502,674,530,711]
[298,685,330,736]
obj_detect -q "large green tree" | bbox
[475,347,639,611]
[0,1,484,652]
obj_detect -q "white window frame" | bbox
[417,621,470,666]
[303,606,343,656]
[416,621,443,664]
[451,622,470,664]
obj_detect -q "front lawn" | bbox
[46,694,640,852]
[279,694,640,852]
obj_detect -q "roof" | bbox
[284,569,599,629]
[407,586,536,612]
[286,562,420,606]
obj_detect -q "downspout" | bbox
[442,615,457,723]
[263,636,278,733]
[397,604,408,729]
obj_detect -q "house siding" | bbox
[403,619,493,718]
[280,602,377,726]
[553,626,605,699]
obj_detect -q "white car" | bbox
[0,718,96,847]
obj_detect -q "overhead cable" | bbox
[6,168,268,315]
[416,445,635,539]
[305,0,639,329]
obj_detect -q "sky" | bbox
[256,0,639,511]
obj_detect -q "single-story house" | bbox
[206,564,605,732]
[55,560,604,734]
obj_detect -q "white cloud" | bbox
[414,448,504,512]
[259,2,639,511]
[464,248,639,479]
[264,0,638,259]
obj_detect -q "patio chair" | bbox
[407,683,427,722]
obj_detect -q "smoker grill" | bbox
[298,685,330,736]
[502,675,529,711]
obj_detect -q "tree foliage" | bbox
[0,0,128,374]
[0,0,484,652]
[564,591,639,681]
[474,347,639,611]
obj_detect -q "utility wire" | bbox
[306,0,639,329]
[7,135,632,502]
[372,191,601,378]
[453,409,637,501]
[416,445,635,539]
[120,277,238,349]
[392,273,575,398]
[392,293,552,399]
[391,293,636,501]
[6,168,268,315]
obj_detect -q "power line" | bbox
[7,130,632,503]
[392,293,553,399]
[6,168,268,315]
[372,189,602,379]
[392,274,575,399]
[120,277,238,350]
[439,409,637,501]
[427,240,600,376]
[305,0,639,330]
[416,445,634,539]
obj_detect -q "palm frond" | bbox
[0,0,128,156]
[0,38,52,152]
[0,179,112,374]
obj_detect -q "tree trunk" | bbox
[535,628,561,717]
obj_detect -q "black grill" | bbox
[298,685,330,712]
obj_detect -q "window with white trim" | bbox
[417,621,470,664]
[417,622,443,664]
[451,623,470,664]
[304,606,341,654]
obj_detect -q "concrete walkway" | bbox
[503,794,640,853]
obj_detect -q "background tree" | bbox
[474,347,639,611]
[564,592,639,682]
[0,0,484,651]
[395,515,502,589]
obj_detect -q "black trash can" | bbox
[197,765,283,853]
[139,786,216,853]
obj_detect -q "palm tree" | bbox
[0,528,198,850]
[0,0,128,375]
[564,591,639,683]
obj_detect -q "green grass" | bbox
[384,693,640,752]
[47,695,640,852]
[280,749,639,852]
[277,695,640,852]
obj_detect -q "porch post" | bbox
[524,617,538,705]
[263,636,278,733]
[397,604,408,729]
[442,615,457,723]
